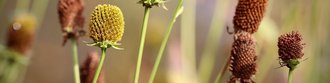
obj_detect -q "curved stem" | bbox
[134,7,151,83]
[288,68,294,83]
[148,0,183,82]
[71,39,81,83]
[92,48,106,83]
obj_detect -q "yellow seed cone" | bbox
[89,4,125,44]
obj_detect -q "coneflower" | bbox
[58,0,85,45]
[229,31,257,83]
[87,4,125,83]
[278,31,304,83]
[233,0,267,34]
[6,14,37,55]
[80,52,105,83]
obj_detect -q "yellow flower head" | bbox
[88,4,125,49]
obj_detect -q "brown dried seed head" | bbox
[278,31,304,62]
[233,0,267,34]
[58,0,85,45]
[229,31,257,82]
[6,14,37,55]
[89,4,125,43]
[80,51,105,83]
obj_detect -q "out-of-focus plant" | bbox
[57,0,85,83]
[0,13,36,83]
[80,51,105,83]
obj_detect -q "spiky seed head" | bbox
[6,14,37,55]
[80,51,105,83]
[58,0,85,45]
[89,4,125,46]
[233,0,267,34]
[229,31,257,82]
[278,31,304,69]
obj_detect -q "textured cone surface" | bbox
[58,0,85,45]
[278,31,304,62]
[230,31,257,82]
[233,0,267,33]
[89,4,125,43]
[80,52,105,83]
[6,14,37,55]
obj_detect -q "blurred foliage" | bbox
[0,47,29,83]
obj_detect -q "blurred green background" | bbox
[0,0,329,83]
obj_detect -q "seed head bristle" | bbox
[229,31,257,83]
[278,31,304,65]
[89,4,125,44]
[6,14,37,55]
[233,0,267,34]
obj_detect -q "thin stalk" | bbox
[213,54,230,83]
[92,48,106,83]
[288,68,294,83]
[71,39,81,83]
[148,0,183,82]
[134,7,151,83]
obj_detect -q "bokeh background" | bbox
[0,0,329,83]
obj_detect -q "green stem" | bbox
[92,48,106,83]
[148,0,183,82]
[71,39,81,83]
[134,7,151,83]
[288,68,294,83]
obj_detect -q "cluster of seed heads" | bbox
[229,0,267,82]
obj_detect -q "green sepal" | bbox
[85,40,123,50]
[286,59,300,70]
